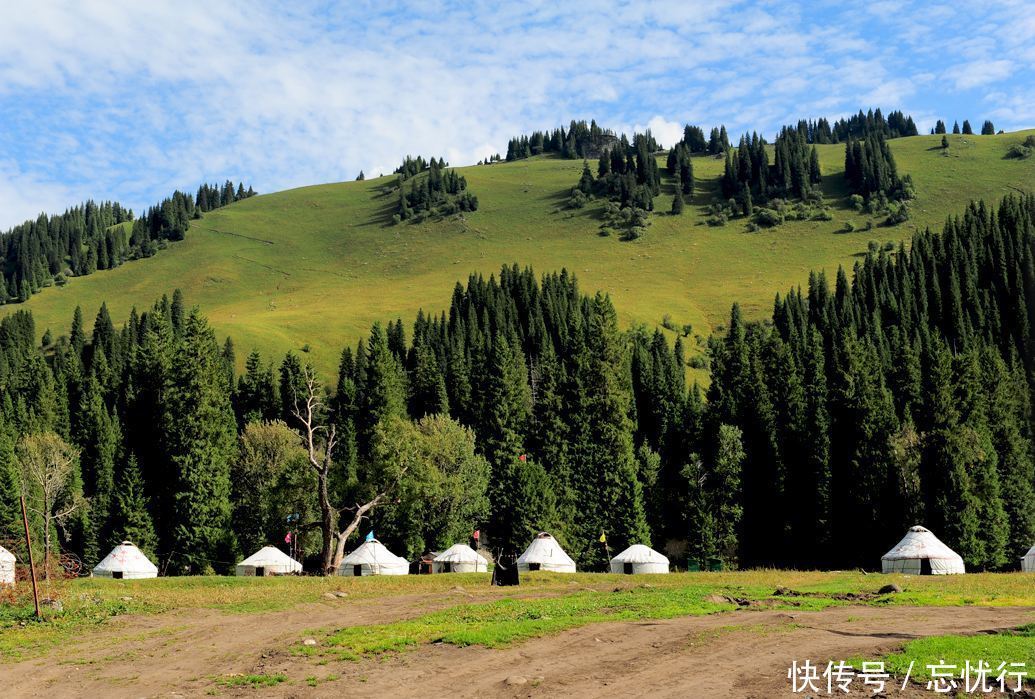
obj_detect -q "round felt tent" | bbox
[609,544,669,574]
[235,546,302,576]
[516,532,576,573]
[0,546,15,586]
[1022,544,1035,573]
[337,539,409,576]
[881,526,965,575]
[92,541,158,579]
[433,544,489,573]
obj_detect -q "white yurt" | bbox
[433,544,489,573]
[337,539,409,576]
[609,544,670,574]
[235,546,302,576]
[881,526,965,575]
[1022,544,1035,573]
[516,532,576,573]
[0,546,15,585]
[92,541,158,579]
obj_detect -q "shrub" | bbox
[849,194,865,211]
[1006,144,1033,160]
[753,208,784,227]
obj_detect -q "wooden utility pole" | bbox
[20,495,41,619]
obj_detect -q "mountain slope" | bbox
[9,129,1035,376]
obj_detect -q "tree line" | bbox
[933,119,997,136]
[505,120,619,161]
[0,183,253,305]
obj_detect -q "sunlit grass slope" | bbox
[10,129,1035,376]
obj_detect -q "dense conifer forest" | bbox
[0,182,253,305]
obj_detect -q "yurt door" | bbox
[623,562,634,575]
[528,562,541,571]
[255,567,265,577]
[920,559,932,575]
[112,571,123,579]
[443,562,452,573]
[354,564,363,576]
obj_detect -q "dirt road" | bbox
[3,598,1032,697]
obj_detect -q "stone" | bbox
[303,638,318,646]
[877,583,902,594]
[504,676,527,686]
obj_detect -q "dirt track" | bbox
[2,598,1032,697]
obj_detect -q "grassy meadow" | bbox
[6,130,1034,381]
[3,570,1034,663]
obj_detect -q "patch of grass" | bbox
[214,673,287,688]
[9,131,1033,390]
[879,624,1035,683]
[4,570,1035,664]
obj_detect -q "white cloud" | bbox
[951,59,1014,90]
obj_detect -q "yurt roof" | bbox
[93,541,158,574]
[0,545,14,562]
[517,532,576,565]
[610,544,669,565]
[342,539,408,567]
[239,546,300,569]
[881,526,963,562]
[1023,544,1035,558]
[434,544,489,564]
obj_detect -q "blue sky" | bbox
[1,0,1033,228]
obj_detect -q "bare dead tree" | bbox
[292,365,409,574]
[16,433,84,583]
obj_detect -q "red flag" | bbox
[284,532,292,544]
[519,454,526,462]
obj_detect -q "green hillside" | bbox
[9,130,1035,376]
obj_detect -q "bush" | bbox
[1006,144,1033,160]
[884,203,910,226]
[849,194,865,212]
[753,208,784,227]
[842,221,856,233]
[567,189,588,209]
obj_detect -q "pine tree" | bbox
[580,293,650,564]
[360,322,408,454]
[112,454,157,559]
[166,310,238,573]
[671,189,684,215]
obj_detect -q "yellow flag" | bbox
[599,532,607,543]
